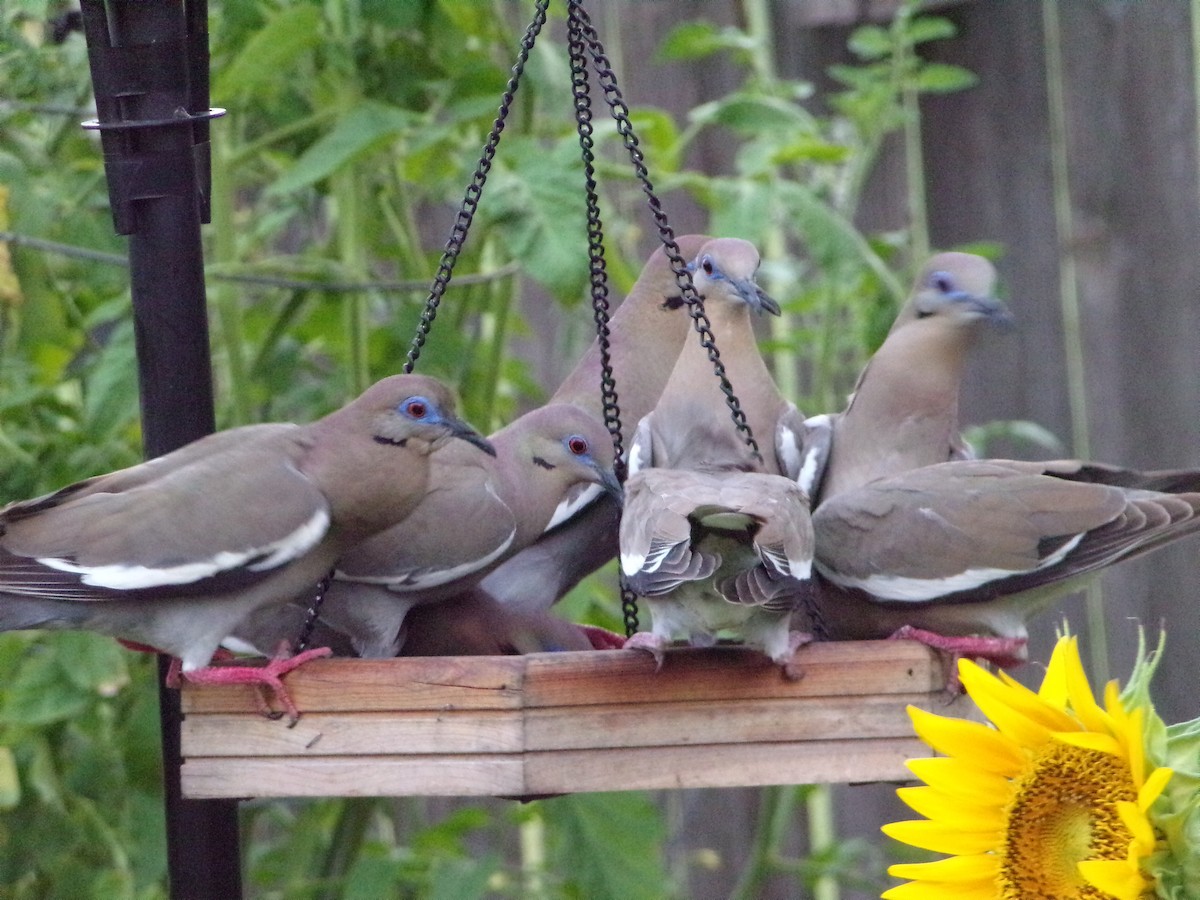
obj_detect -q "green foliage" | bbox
[0,0,987,896]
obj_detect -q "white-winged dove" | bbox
[477,235,714,612]
[811,252,1010,504]
[806,459,1200,665]
[620,462,815,674]
[398,592,623,656]
[0,374,492,715]
[618,241,817,672]
[632,238,822,487]
[273,403,622,658]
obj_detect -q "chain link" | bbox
[294,570,332,654]
[565,0,762,463]
[402,0,550,374]
[302,6,551,649]
[619,582,640,637]
[566,4,626,483]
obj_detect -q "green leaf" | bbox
[53,633,129,698]
[213,5,323,99]
[0,746,20,809]
[915,63,979,94]
[0,650,91,727]
[544,793,669,900]
[777,182,906,302]
[689,94,816,135]
[269,102,419,196]
[847,25,891,60]
[361,0,430,30]
[657,21,732,61]
[960,420,1066,457]
[482,137,589,304]
[905,16,957,46]
[342,849,402,900]
[426,855,498,900]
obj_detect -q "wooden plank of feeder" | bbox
[180,641,965,798]
[523,738,933,793]
[182,755,529,798]
[521,641,946,707]
[180,654,527,714]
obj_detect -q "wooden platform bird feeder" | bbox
[180,640,966,799]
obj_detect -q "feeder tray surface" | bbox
[181,640,965,798]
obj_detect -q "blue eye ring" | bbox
[401,397,431,419]
[930,271,955,294]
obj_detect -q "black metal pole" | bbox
[78,1,242,897]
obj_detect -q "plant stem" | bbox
[742,0,799,400]
[895,3,930,263]
[478,237,512,428]
[317,798,377,900]
[807,785,839,900]
[519,804,549,900]
[209,129,251,425]
[333,162,371,396]
[1042,0,1107,683]
[729,787,806,900]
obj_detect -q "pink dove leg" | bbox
[178,645,333,723]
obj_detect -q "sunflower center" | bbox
[1000,740,1137,899]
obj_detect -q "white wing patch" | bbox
[338,530,516,592]
[817,532,1085,602]
[544,482,603,533]
[38,508,331,590]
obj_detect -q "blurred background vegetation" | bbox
[3,0,1200,897]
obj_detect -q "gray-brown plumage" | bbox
[634,238,822,487]
[811,252,1010,504]
[268,403,621,658]
[0,374,491,689]
[479,236,717,612]
[620,462,815,670]
[807,459,1200,664]
[399,593,602,656]
[618,240,817,671]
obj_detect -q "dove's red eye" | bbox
[700,256,715,276]
[568,436,588,456]
[403,399,428,419]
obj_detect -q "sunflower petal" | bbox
[1061,639,1114,733]
[881,820,1000,855]
[1077,859,1147,900]
[1139,766,1173,809]
[888,852,999,882]
[895,786,1002,830]
[958,662,1065,745]
[1053,730,1124,757]
[907,706,1024,774]
[1116,799,1156,850]
[905,757,1013,806]
[1037,636,1073,706]
[882,879,991,900]
[1122,705,1146,786]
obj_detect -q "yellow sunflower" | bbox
[882,635,1173,900]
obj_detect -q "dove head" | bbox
[896,252,1012,333]
[352,375,494,457]
[504,404,623,501]
[687,238,780,317]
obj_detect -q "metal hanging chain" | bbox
[294,571,333,654]
[567,4,637,635]
[402,0,550,374]
[297,0,549,650]
[566,5,625,482]
[566,0,761,462]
